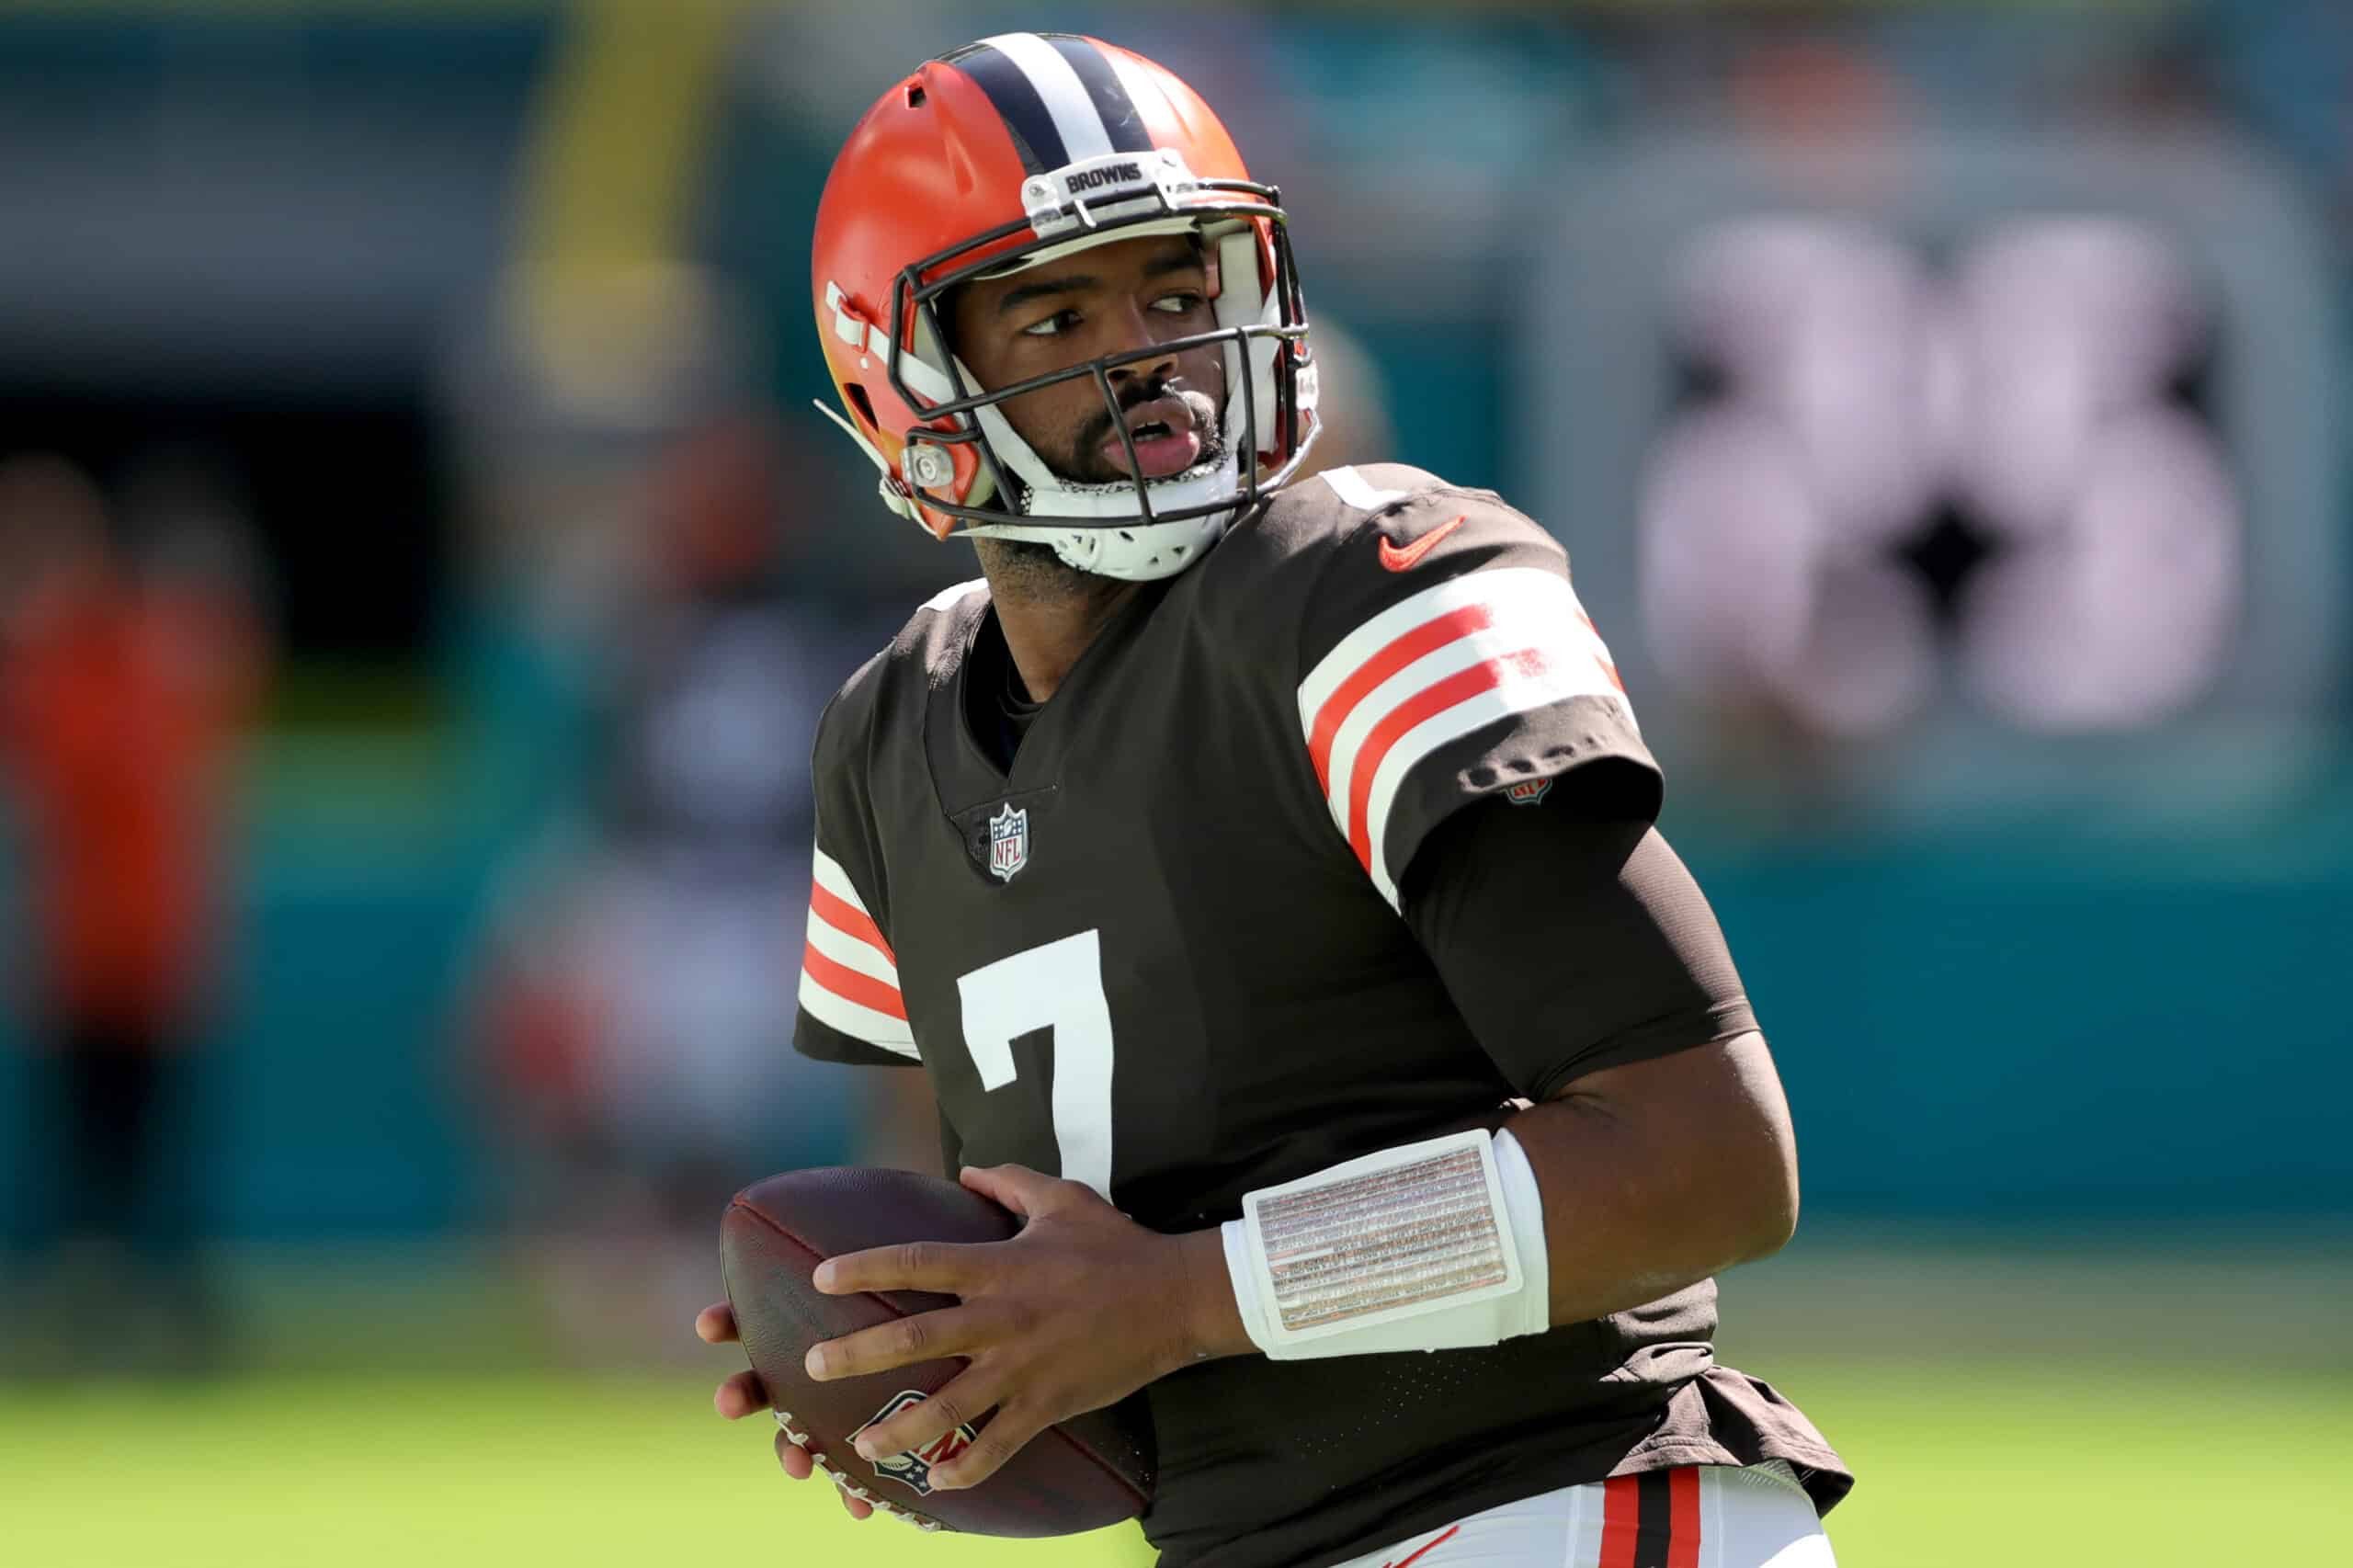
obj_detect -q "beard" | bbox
[971,534,1123,606]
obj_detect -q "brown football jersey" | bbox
[793,463,1847,1567]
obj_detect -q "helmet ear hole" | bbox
[845,382,880,430]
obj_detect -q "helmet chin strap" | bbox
[969,514,1230,582]
[961,439,1240,582]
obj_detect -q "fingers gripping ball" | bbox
[720,1166,1155,1535]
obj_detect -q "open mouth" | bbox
[1097,395,1205,481]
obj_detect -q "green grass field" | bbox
[8,1359,2347,1566]
[6,1236,2347,1566]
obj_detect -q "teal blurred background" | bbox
[1,4,2348,1564]
[6,0,2348,1238]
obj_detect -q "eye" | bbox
[1152,291,1206,315]
[1020,309,1081,339]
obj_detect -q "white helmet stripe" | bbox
[979,33,1115,164]
[1101,46,1173,133]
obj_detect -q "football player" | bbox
[698,33,1850,1568]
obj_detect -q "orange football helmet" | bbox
[810,33,1318,580]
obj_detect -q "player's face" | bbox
[950,233,1227,486]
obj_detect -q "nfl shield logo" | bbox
[1506,778,1552,806]
[988,802,1029,881]
[854,1390,976,1497]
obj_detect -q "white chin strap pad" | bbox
[967,513,1227,582]
[1211,227,1282,465]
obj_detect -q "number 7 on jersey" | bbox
[953,929,1115,1199]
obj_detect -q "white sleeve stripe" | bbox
[810,847,871,915]
[807,910,900,985]
[1298,568,1577,723]
[1302,573,1625,846]
[1360,667,1628,907]
[1317,614,1597,835]
[799,970,918,1057]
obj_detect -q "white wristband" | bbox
[1221,1127,1550,1359]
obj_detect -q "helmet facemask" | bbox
[882,152,1319,581]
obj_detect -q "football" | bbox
[719,1166,1155,1535]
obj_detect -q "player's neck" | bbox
[972,539,1137,703]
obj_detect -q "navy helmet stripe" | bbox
[1042,34,1154,155]
[945,41,1069,176]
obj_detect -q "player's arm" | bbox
[1387,799,1796,1329]
[1518,1030,1797,1324]
[1167,801,1795,1360]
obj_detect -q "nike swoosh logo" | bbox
[1376,514,1467,573]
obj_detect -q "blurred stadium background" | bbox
[2,2,2348,1564]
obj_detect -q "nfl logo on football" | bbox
[988,802,1029,882]
[856,1390,977,1497]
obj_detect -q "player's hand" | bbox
[697,1301,875,1521]
[801,1163,1233,1493]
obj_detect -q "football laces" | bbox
[774,1409,944,1531]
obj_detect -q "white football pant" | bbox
[1325,1463,1834,1568]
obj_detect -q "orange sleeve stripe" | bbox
[1304,603,1495,793]
[1344,646,1558,869]
[810,880,895,962]
[801,941,906,1020]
